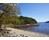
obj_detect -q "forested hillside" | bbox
[0,3,37,28]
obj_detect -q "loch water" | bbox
[25,22,49,34]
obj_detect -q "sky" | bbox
[18,3,49,22]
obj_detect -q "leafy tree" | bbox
[0,3,21,28]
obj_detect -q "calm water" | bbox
[25,22,49,34]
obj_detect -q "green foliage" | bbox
[0,3,21,15]
[19,16,37,24]
[0,3,37,29]
[1,14,17,24]
[0,3,21,28]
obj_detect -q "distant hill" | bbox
[45,21,49,23]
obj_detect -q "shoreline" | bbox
[14,24,39,28]
[5,28,49,37]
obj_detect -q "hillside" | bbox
[0,13,38,29]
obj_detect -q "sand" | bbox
[5,28,49,37]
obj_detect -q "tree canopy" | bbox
[0,3,21,28]
[19,16,37,24]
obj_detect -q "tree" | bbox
[19,16,37,24]
[0,3,21,28]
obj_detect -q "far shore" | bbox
[14,24,39,28]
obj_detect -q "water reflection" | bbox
[25,22,49,34]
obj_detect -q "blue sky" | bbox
[18,3,49,22]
